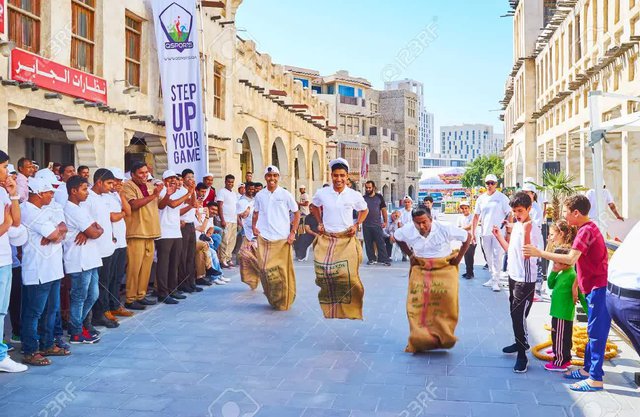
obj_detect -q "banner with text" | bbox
[152,0,207,180]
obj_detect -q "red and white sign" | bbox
[10,48,108,103]
[0,0,5,36]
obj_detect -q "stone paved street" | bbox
[1,226,639,416]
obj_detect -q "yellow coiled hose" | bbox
[532,324,618,366]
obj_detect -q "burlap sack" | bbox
[238,237,260,290]
[313,232,364,320]
[405,252,460,352]
[256,236,296,310]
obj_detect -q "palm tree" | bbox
[531,171,585,221]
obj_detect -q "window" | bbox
[575,15,581,62]
[339,116,346,133]
[71,0,96,73]
[8,0,41,53]
[593,0,598,43]
[294,78,309,88]
[311,85,321,94]
[604,0,609,32]
[213,62,225,119]
[615,0,620,23]
[630,55,637,81]
[338,85,355,97]
[125,11,142,87]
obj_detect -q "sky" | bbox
[235,0,514,149]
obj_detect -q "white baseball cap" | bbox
[484,174,498,183]
[109,167,126,181]
[203,172,214,179]
[299,185,306,189]
[35,168,63,186]
[28,177,55,194]
[459,200,471,207]
[264,165,280,175]
[329,158,350,172]
[522,183,537,192]
[403,195,413,201]
[162,169,178,180]
[7,164,16,174]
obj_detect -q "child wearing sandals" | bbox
[524,195,612,391]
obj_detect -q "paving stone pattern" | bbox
[1,247,639,416]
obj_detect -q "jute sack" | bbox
[405,252,459,352]
[313,232,364,320]
[256,236,296,310]
[238,237,260,290]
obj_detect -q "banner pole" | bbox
[197,0,211,170]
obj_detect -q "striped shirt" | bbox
[507,221,543,283]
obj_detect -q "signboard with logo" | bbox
[151,0,207,180]
[0,0,6,36]
[10,48,108,103]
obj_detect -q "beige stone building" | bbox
[502,0,640,218]
[0,0,328,193]
[286,67,419,205]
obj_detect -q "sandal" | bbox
[42,346,71,357]
[563,370,588,380]
[570,380,604,392]
[22,353,52,366]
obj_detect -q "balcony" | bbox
[338,95,367,107]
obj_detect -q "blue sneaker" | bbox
[55,336,71,351]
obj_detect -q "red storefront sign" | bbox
[0,0,5,36]
[10,48,108,103]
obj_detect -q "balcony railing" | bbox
[340,95,358,105]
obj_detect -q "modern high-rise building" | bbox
[440,124,503,161]
[385,79,434,167]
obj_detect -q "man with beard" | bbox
[252,167,300,310]
[310,159,368,319]
[394,207,471,352]
[362,181,391,266]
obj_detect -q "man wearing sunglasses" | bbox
[471,174,512,292]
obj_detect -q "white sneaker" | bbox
[483,279,494,287]
[0,356,28,373]
[500,271,509,278]
[220,276,231,283]
[492,282,501,292]
[213,278,227,285]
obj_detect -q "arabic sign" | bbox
[152,0,207,180]
[0,0,5,36]
[11,48,108,103]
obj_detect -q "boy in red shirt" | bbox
[524,195,611,392]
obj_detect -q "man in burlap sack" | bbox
[252,166,300,310]
[236,182,260,289]
[394,207,471,352]
[310,158,369,320]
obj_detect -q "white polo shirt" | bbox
[108,192,127,249]
[20,202,64,285]
[178,187,197,223]
[236,195,255,240]
[394,221,468,259]
[507,221,543,283]
[586,188,614,220]
[311,186,368,233]
[608,222,640,291]
[0,188,12,267]
[474,191,511,237]
[82,190,116,258]
[63,201,103,274]
[216,187,238,224]
[254,187,298,241]
[399,207,413,227]
[158,187,184,239]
